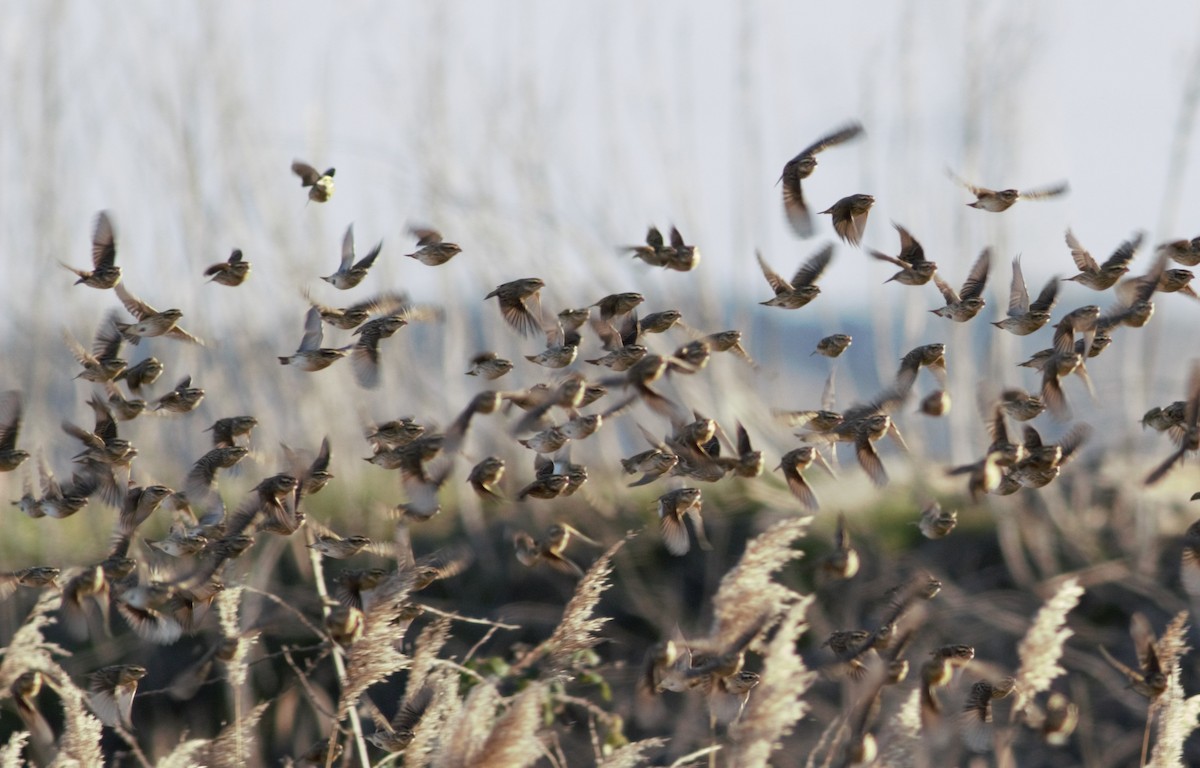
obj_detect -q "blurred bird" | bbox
[917,502,957,539]
[103,383,147,421]
[776,446,833,511]
[756,244,834,308]
[779,121,865,237]
[61,210,121,289]
[932,248,990,322]
[203,249,251,286]
[821,194,874,246]
[665,226,701,271]
[525,324,579,369]
[0,391,30,472]
[404,226,461,266]
[869,222,936,285]
[623,225,674,268]
[291,160,335,203]
[467,456,505,500]
[948,169,1068,211]
[999,388,1045,422]
[812,333,852,358]
[115,357,164,393]
[1098,614,1168,700]
[466,351,513,379]
[1065,229,1142,290]
[994,256,1059,335]
[306,290,409,330]
[820,513,860,580]
[65,311,126,382]
[961,678,1017,753]
[1159,237,1200,267]
[87,664,146,729]
[152,375,206,413]
[206,416,258,448]
[486,277,545,337]
[1146,361,1200,485]
[1011,424,1091,488]
[656,487,708,555]
[279,307,350,371]
[351,313,408,389]
[323,224,383,290]
[514,523,600,577]
[114,283,202,345]
[641,309,683,334]
[309,534,372,560]
[919,390,951,417]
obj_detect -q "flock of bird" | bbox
[1,126,1200,761]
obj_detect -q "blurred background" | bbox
[3,1,1200,765]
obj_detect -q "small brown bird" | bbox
[812,333,852,358]
[1011,424,1090,488]
[641,309,683,334]
[350,314,408,389]
[525,325,578,369]
[61,210,121,289]
[514,523,600,577]
[114,283,202,345]
[624,225,675,268]
[961,678,1017,753]
[103,383,147,421]
[307,290,409,330]
[994,256,1059,335]
[115,357,164,393]
[308,534,372,559]
[206,416,258,448]
[0,391,31,472]
[779,121,865,237]
[404,225,461,266]
[1146,361,1200,485]
[775,446,833,511]
[1065,229,1142,290]
[1159,237,1200,267]
[291,160,335,203]
[949,169,1068,211]
[869,222,937,285]
[999,388,1045,421]
[665,226,701,271]
[656,487,708,555]
[0,566,60,600]
[324,605,365,647]
[87,664,146,729]
[323,224,383,290]
[756,244,834,309]
[515,471,569,501]
[486,278,545,337]
[152,375,206,413]
[1098,614,1168,700]
[820,512,859,580]
[203,249,251,286]
[279,307,349,371]
[897,343,947,390]
[820,194,874,246]
[467,456,505,500]
[932,248,990,322]
[65,311,126,382]
[593,292,645,323]
[917,502,957,539]
[919,390,951,416]
[466,351,513,379]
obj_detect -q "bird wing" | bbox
[1007,256,1030,316]
[959,248,991,301]
[1065,229,1099,272]
[114,283,155,320]
[791,243,834,288]
[298,306,324,352]
[92,211,117,269]
[339,225,356,271]
[755,251,791,295]
[1018,180,1069,200]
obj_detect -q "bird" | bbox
[812,333,852,358]
[152,375,206,413]
[405,226,461,266]
[917,502,957,539]
[291,160,335,203]
[350,313,408,389]
[820,513,860,579]
[756,244,834,309]
[64,311,126,383]
[1065,229,1142,290]
[1146,361,1200,485]
[514,523,600,577]
[993,256,1059,335]
[279,307,350,371]
[113,283,202,344]
[0,392,31,472]
[1098,614,1168,700]
[820,194,874,246]
[308,534,373,560]
[203,249,251,286]
[322,224,383,289]
[60,210,121,289]
[466,351,514,380]
[206,416,259,448]
[776,446,833,511]
[869,222,937,285]
[623,226,674,268]
[86,664,146,729]
[656,487,708,555]
[665,226,701,271]
[306,289,409,330]
[641,309,683,334]
[525,324,578,369]
[115,357,164,394]
[467,456,505,500]
[931,248,991,322]
[778,121,865,237]
[948,169,1068,211]
[486,278,545,337]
